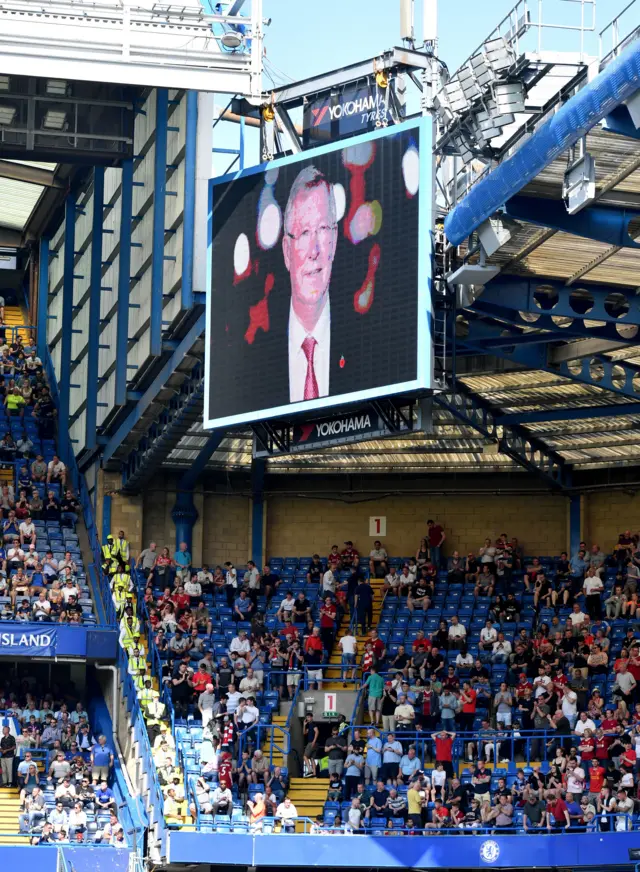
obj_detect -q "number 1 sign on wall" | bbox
[369,516,387,537]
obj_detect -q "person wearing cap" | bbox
[340,541,359,568]
[522,790,547,832]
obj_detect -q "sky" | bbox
[213,0,624,172]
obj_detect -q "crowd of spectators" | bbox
[0,677,126,845]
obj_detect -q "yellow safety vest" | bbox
[120,621,139,647]
[113,573,131,594]
[116,539,129,558]
[130,654,146,674]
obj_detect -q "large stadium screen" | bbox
[204,118,432,429]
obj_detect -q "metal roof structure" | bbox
[0,160,58,236]
[111,0,640,491]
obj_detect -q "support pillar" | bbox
[171,491,198,554]
[36,237,49,361]
[251,457,265,567]
[171,430,224,553]
[569,495,582,556]
[102,493,112,544]
[59,193,76,458]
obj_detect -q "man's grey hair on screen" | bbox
[284,165,337,235]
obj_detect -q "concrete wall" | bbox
[264,493,569,558]
[97,481,638,564]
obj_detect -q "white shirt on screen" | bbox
[288,298,330,403]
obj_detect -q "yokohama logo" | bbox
[312,94,385,126]
[313,414,371,438]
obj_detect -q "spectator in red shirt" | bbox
[458,682,477,732]
[434,729,455,778]
[369,630,386,663]
[412,631,431,654]
[546,789,570,830]
[587,759,606,798]
[594,729,610,760]
[319,596,337,653]
[218,751,233,789]
[340,541,359,567]
[427,519,446,568]
[327,546,342,572]
[578,730,595,762]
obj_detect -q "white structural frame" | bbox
[0,0,263,96]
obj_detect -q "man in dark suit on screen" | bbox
[283,165,338,402]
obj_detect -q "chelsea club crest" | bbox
[480,840,500,863]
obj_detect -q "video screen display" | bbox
[205,119,430,428]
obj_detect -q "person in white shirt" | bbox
[583,569,604,620]
[46,455,67,486]
[339,632,357,683]
[565,761,585,798]
[491,633,512,663]
[561,686,578,727]
[224,562,237,607]
[322,568,336,594]
[184,577,202,600]
[573,712,596,735]
[533,672,552,698]
[275,797,298,832]
[569,604,588,634]
[210,785,233,818]
[284,167,337,403]
[229,631,251,657]
[68,802,87,837]
[456,650,474,669]
[19,518,35,546]
[243,561,261,593]
[448,616,467,650]
[277,592,296,622]
[62,579,80,603]
[384,567,401,596]
[480,621,498,650]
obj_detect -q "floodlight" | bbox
[433,91,454,125]
[470,53,492,91]
[458,64,481,102]
[42,110,68,130]
[483,37,515,74]
[493,82,525,114]
[0,106,16,126]
[474,109,502,141]
[451,130,475,164]
[46,79,69,97]
[221,28,244,48]
[444,79,469,113]
[477,217,513,257]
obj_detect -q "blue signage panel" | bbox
[0,622,117,659]
[168,830,640,868]
[0,626,57,656]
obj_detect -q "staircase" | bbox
[284,579,387,829]
[0,787,22,844]
[325,577,386,691]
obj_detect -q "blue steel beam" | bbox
[181,91,197,311]
[36,237,49,361]
[444,36,640,245]
[474,276,640,326]
[150,88,169,357]
[86,167,105,450]
[504,196,640,248]
[470,301,635,344]
[497,403,640,425]
[115,159,133,406]
[251,457,265,566]
[59,193,76,455]
[461,319,640,401]
[121,368,205,492]
[101,311,205,465]
[434,385,571,489]
[602,105,640,141]
[179,429,225,490]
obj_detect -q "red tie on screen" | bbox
[302,336,319,400]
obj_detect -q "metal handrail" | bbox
[169,811,634,834]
